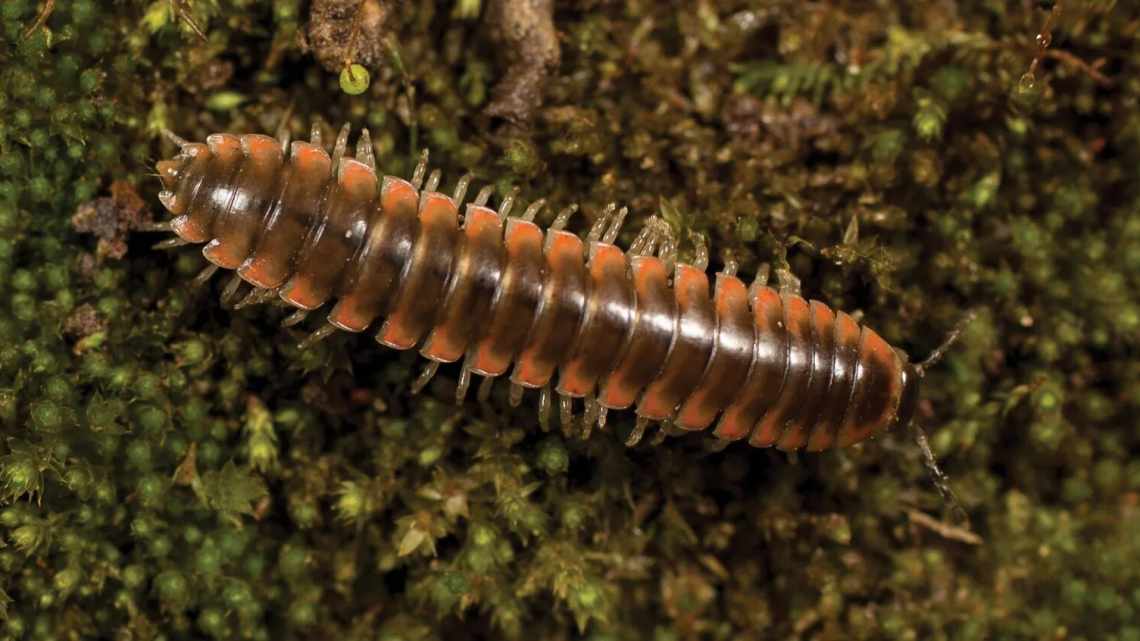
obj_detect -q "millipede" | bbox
[150,124,970,466]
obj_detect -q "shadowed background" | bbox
[0,1,1136,639]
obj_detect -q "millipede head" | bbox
[155,158,185,191]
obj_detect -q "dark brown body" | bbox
[155,132,920,452]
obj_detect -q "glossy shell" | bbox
[154,130,920,452]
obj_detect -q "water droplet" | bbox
[1019,72,1037,92]
[1036,32,1052,48]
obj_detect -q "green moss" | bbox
[0,0,1137,639]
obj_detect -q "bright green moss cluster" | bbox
[0,0,139,220]
[1,1,1139,639]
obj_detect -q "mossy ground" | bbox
[1,1,1138,640]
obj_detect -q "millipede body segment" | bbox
[154,127,923,452]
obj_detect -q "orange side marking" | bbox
[421,206,503,362]
[174,138,241,242]
[511,230,584,388]
[636,264,709,419]
[290,142,331,174]
[557,244,627,398]
[599,256,668,409]
[470,219,543,375]
[835,328,903,447]
[805,310,861,452]
[776,301,833,451]
[675,274,749,430]
[750,295,809,447]
[202,135,283,269]
[274,147,345,310]
[279,158,377,303]
[713,287,782,440]
[337,158,378,195]
[242,134,280,159]
[378,191,459,349]
[162,143,209,218]
[326,177,417,331]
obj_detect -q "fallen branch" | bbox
[907,509,984,545]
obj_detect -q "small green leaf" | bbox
[397,527,427,557]
[197,461,268,526]
[205,91,247,112]
[141,1,171,33]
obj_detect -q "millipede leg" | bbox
[452,174,473,206]
[689,231,710,271]
[137,221,173,233]
[625,417,650,447]
[299,324,337,350]
[255,288,279,306]
[702,438,731,453]
[628,216,660,256]
[722,256,739,278]
[775,266,801,296]
[772,246,800,295]
[309,122,323,148]
[220,274,247,308]
[656,221,678,271]
[751,262,771,289]
[597,407,608,431]
[355,129,376,169]
[410,149,430,190]
[649,425,668,446]
[601,206,629,245]
[332,123,351,169]
[844,214,860,244]
[281,308,310,328]
[586,203,616,243]
[153,237,189,250]
[274,103,295,154]
[559,395,574,435]
[192,264,219,288]
[455,360,472,403]
[521,199,546,222]
[581,397,600,440]
[550,204,578,230]
[235,287,276,310]
[498,188,520,218]
[162,128,189,148]
[509,382,525,407]
[473,186,495,207]
[424,169,442,193]
[410,361,440,394]
[653,216,676,243]
[538,386,552,431]
[477,376,494,403]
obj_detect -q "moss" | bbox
[0,0,1138,639]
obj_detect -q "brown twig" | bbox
[483,0,561,127]
[1042,49,1113,87]
[20,0,54,40]
[306,0,391,73]
[1020,2,1112,87]
[170,0,208,41]
[906,509,984,545]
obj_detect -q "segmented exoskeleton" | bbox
[153,124,955,452]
